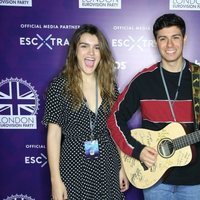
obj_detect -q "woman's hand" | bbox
[51,179,68,200]
[47,123,68,200]
[119,166,129,192]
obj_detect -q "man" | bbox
[107,13,200,199]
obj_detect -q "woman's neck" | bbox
[82,73,96,84]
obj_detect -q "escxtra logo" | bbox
[0,78,39,129]
[112,35,156,51]
[36,34,53,50]
[20,34,70,50]
[25,153,48,168]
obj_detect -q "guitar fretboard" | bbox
[173,130,200,150]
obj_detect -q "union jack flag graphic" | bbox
[0,78,39,116]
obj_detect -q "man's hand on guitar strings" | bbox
[139,146,158,168]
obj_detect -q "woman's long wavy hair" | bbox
[61,24,117,110]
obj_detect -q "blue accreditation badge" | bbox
[84,139,99,159]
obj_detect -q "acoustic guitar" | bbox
[121,122,200,189]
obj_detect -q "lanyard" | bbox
[85,79,98,139]
[160,60,186,121]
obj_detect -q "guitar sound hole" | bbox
[158,138,174,158]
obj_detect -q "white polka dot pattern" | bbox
[43,76,124,200]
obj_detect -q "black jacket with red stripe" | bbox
[107,59,200,185]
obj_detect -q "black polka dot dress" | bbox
[43,76,125,200]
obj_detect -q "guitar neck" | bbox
[173,130,200,150]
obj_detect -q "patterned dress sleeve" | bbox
[42,76,66,128]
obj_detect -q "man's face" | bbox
[156,26,186,64]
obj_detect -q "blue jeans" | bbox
[143,183,200,200]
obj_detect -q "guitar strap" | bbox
[190,63,200,131]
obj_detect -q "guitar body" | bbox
[121,122,192,189]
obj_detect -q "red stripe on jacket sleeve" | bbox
[107,86,134,156]
[107,65,158,156]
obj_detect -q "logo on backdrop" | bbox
[20,34,70,50]
[195,59,200,66]
[112,35,156,51]
[0,0,32,7]
[3,194,35,200]
[79,0,121,9]
[25,153,48,167]
[25,145,47,167]
[170,0,200,10]
[0,78,39,129]
[115,61,127,70]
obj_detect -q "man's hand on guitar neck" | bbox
[139,146,158,168]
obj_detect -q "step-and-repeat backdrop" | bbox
[0,0,200,199]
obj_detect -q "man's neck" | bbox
[161,58,185,72]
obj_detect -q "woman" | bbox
[43,24,129,200]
